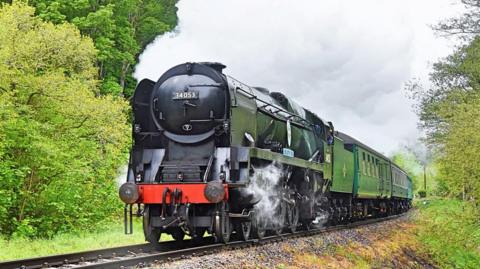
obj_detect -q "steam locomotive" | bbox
[119,62,412,245]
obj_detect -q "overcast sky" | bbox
[134,0,463,155]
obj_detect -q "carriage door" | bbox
[380,163,389,197]
[378,160,384,196]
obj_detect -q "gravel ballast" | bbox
[151,213,433,268]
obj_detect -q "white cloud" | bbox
[134,0,463,155]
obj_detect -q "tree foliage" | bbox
[0,2,130,237]
[20,0,178,97]
[408,2,480,204]
[391,151,421,192]
[435,94,480,201]
[433,0,480,39]
[390,147,438,197]
[410,38,480,145]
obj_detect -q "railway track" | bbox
[1,214,404,269]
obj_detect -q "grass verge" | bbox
[292,222,425,268]
[0,218,172,261]
[415,198,480,269]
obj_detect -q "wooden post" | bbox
[423,165,427,192]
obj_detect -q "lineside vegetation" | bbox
[416,199,480,269]
[0,2,130,238]
[1,0,178,97]
[403,1,480,267]
[408,0,480,205]
[0,0,178,239]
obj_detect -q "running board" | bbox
[249,147,324,173]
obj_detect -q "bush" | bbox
[418,190,427,198]
[416,199,480,269]
[0,3,130,238]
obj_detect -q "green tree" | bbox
[434,0,480,39]
[408,1,480,203]
[391,151,421,192]
[435,95,480,202]
[0,2,130,237]
[390,147,438,197]
[21,0,178,97]
[409,38,480,146]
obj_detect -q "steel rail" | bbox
[0,213,405,269]
[0,238,214,269]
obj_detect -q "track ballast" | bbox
[1,213,405,269]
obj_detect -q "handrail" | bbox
[234,86,312,127]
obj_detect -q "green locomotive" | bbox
[119,62,412,245]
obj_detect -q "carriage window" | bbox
[362,153,366,175]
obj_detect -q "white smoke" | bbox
[135,0,463,155]
[312,208,329,228]
[116,164,128,186]
[244,162,285,227]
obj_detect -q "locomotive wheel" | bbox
[214,202,231,243]
[302,220,312,231]
[143,206,161,246]
[252,215,267,239]
[273,225,283,236]
[171,228,185,242]
[236,221,251,241]
[273,202,287,235]
[287,203,299,233]
[193,227,207,241]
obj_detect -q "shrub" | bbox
[416,199,480,269]
[0,2,130,238]
[418,190,427,198]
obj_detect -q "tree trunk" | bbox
[423,165,427,191]
[120,62,130,91]
[18,169,35,222]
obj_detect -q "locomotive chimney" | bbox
[200,62,226,73]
